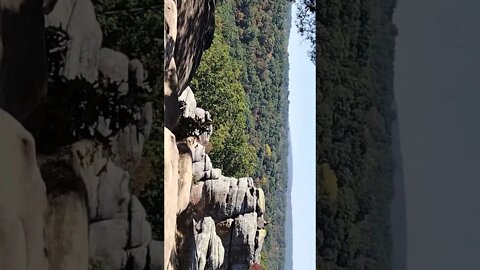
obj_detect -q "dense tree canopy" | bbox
[316,0,398,269]
[190,33,257,177]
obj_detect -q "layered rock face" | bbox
[42,0,160,267]
[164,0,268,269]
[186,105,267,270]
[0,0,266,268]
[0,109,48,270]
[1,0,161,269]
[165,0,216,130]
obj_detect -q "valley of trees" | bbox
[316,0,399,269]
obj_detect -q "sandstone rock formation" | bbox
[175,0,216,93]
[164,128,180,270]
[164,0,180,129]
[45,0,102,82]
[0,0,266,269]
[0,109,48,270]
[166,80,266,270]
[164,1,268,269]
[164,0,216,130]
[2,0,163,268]
[42,0,161,264]
[39,153,89,270]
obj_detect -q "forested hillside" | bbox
[191,0,292,269]
[316,0,399,269]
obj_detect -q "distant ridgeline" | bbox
[190,0,292,269]
[316,0,399,269]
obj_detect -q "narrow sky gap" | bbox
[287,3,316,269]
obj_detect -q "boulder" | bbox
[179,86,197,118]
[98,48,129,95]
[96,161,131,220]
[89,219,129,252]
[45,0,102,82]
[194,107,208,122]
[129,195,152,248]
[204,168,221,180]
[228,213,258,268]
[89,219,129,269]
[194,217,225,270]
[191,177,257,223]
[192,161,206,181]
[192,142,206,163]
[211,168,222,179]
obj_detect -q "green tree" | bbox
[190,33,257,177]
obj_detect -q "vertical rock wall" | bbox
[164,1,268,269]
[0,0,267,269]
[0,0,162,268]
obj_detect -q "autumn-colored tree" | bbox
[249,262,264,270]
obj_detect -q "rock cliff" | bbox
[1,0,160,268]
[164,1,267,268]
[0,0,266,269]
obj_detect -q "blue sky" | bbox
[288,3,316,269]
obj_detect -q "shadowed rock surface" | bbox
[0,0,265,269]
[0,0,162,268]
[0,0,47,122]
[0,109,48,270]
